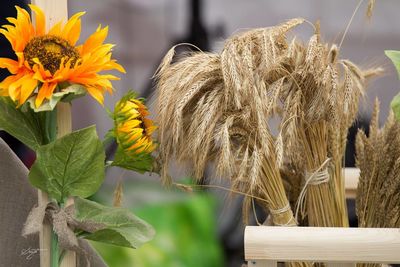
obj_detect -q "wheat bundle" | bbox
[356,100,400,228]
[156,18,307,229]
[355,100,400,267]
[278,28,374,227]
[279,34,340,227]
[155,16,381,253]
[155,15,381,225]
[155,20,312,267]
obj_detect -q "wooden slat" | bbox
[326,263,355,267]
[248,260,277,267]
[344,167,359,199]
[245,226,400,263]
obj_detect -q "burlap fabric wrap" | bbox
[0,138,108,267]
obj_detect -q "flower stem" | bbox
[49,110,59,267]
[50,229,59,267]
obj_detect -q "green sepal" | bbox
[385,50,400,79]
[103,130,115,150]
[29,126,105,202]
[112,147,154,173]
[27,83,86,112]
[74,197,155,249]
[105,106,113,118]
[116,91,141,106]
[0,96,56,150]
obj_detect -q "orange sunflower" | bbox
[0,5,125,108]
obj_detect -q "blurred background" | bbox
[1,1,399,266]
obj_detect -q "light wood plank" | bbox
[344,167,359,199]
[326,263,355,267]
[56,103,72,138]
[245,226,400,263]
[60,192,76,267]
[248,260,277,267]
[30,1,74,267]
[38,190,51,267]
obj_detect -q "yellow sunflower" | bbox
[0,5,125,108]
[114,92,157,155]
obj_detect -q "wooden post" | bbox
[30,1,75,266]
[38,190,51,267]
[56,103,75,267]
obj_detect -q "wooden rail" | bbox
[245,226,400,266]
[245,168,399,267]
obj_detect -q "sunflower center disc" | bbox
[23,35,80,74]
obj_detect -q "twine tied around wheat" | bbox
[269,203,297,226]
[295,158,332,221]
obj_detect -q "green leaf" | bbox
[27,84,86,112]
[0,96,56,150]
[112,147,154,173]
[385,50,400,79]
[29,126,105,202]
[74,197,155,248]
[391,92,400,121]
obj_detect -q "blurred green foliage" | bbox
[90,180,225,267]
[386,50,400,121]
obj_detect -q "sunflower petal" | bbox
[29,4,46,35]
[35,82,57,107]
[146,125,158,136]
[126,129,144,143]
[0,75,20,96]
[86,86,104,105]
[106,60,126,73]
[15,6,34,51]
[8,73,28,101]
[45,83,57,100]
[0,89,7,96]
[20,77,38,104]
[94,78,113,89]
[61,11,85,45]
[82,26,108,54]
[32,59,52,81]
[6,17,18,25]
[0,29,16,50]
[0,58,20,74]
[48,21,63,36]
[35,82,48,107]
[67,19,81,46]
[9,84,21,102]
